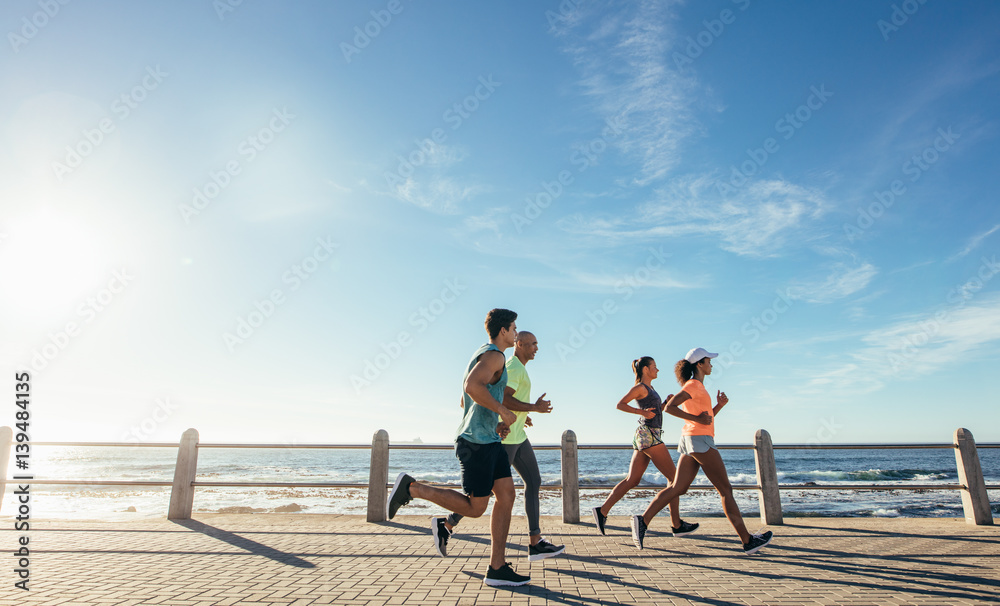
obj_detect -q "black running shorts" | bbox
[454,437,512,497]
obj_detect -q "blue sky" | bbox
[2,0,999,447]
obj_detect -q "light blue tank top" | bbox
[455,343,507,444]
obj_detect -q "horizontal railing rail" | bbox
[16,480,174,486]
[22,441,1000,449]
[1,427,996,525]
[28,442,181,448]
[10,482,995,493]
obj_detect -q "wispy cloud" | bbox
[390,176,484,215]
[568,268,698,291]
[947,223,1000,261]
[556,175,828,257]
[326,180,353,193]
[547,3,847,261]
[461,207,508,239]
[499,266,700,295]
[804,292,1000,393]
[840,38,1000,202]
[554,0,700,186]
[787,261,878,304]
[419,142,468,168]
[889,259,935,274]
[384,143,483,214]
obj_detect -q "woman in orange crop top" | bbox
[629,347,774,555]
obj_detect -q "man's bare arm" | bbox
[502,387,553,413]
[464,350,516,426]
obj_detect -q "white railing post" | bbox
[954,428,993,526]
[754,429,783,525]
[561,429,579,523]
[367,430,389,523]
[167,428,199,520]
[0,427,11,514]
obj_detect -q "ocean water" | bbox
[3,444,998,521]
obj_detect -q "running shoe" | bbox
[527,538,565,562]
[483,562,530,587]
[592,507,607,536]
[743,530,773,555]
[672,520,699,537]
[431,517,451,557]
[386,472,414,519]
[630,515,647,550]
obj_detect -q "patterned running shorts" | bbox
[632,425,663,451]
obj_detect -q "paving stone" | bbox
[0,515,997,605]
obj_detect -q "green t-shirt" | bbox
[502,355,531,445]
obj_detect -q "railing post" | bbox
[167,428,199,520]
[954,428,994,525]
[561,429,579,523]
[754,429,783,525]
[367,429,389,523]
[0,427,11,515]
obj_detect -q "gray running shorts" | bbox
[677,435,716,456]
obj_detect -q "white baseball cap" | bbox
[684,347,718,363]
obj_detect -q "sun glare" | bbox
[0,209,109,320]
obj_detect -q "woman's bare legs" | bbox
[644,444,682,528]
[599,449,650,516]
[641,454,701,525]
[690,448,751,543]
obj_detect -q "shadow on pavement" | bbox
[171,519,316,568]
[465,568,741,606]
[675,548,1000,604]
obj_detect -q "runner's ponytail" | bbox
[633,356,654,384]
[675,359,696,385]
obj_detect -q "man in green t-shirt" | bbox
[432,331,565,561]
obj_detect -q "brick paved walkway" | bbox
[1,515,998,605]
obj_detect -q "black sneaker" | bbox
[630,515,647,550]
[527,538,565,562]
[592,507,607,536]
[386,472,414,519]
[483,562,530,587]
[743,530,773,555]
[431,517,451,557]
[672,520,699,537]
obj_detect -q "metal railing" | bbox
[1,426,996,525]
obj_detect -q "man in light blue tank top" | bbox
[386,309,530,587]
